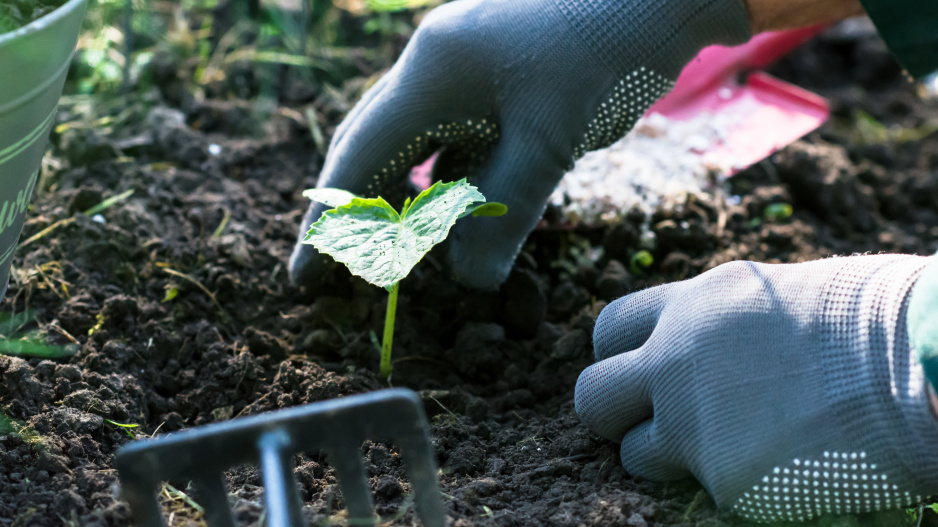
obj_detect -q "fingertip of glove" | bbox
[573,364,595,416]
[574,364,619,441]
[450,260,512,291]
[288,237,353,299]
[288,241,318,286]
[446,241,515,292]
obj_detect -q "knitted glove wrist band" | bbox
[555,0,752,78]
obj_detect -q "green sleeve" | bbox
[909,255,938,392]
[859,0,938,79]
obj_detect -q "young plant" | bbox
[302,178,506,380]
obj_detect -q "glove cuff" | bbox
[555,0,753,79]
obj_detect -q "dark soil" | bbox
[0,0,65,33]
[2,23,938,527]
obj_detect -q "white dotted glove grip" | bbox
[576,255,938,522]
[289,0,752,290]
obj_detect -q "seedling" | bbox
[302,178,506,379]
[629,250,654,275]
[763,203,793,223]
[105,419,140,439]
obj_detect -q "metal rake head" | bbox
[115,388,444,527]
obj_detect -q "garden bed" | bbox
[1,21,937,527]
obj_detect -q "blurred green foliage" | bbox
[0,311,73,359]
[0,0,65,34]
[68,0,442,102]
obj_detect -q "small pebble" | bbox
[92,214,106,224]
[208,144,222,156]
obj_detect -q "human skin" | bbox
[745,0,866,32]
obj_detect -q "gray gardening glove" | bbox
[575,254,938,522]
[290,0,752,290]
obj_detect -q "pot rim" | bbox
[0,0,87,47]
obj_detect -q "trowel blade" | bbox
[647,26,831,174]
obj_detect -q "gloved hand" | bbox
[575,254,938,522]
[290,0,752,290]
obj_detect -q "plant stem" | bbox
[380,282,399,379]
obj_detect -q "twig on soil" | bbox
[46,321,79,345]
[13,261,70,303]
[425,393,456,417]
[20,189,135,248]
[149,422,166,438]
[374,493,415,526]
[161,482,205,515]
[161,268,230,320]
[682,489,708,521]
[211,208,231,239]
[391,355,450,368]
[305,107,327,155]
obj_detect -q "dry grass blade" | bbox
[20,189,135,248]
[160,482,205,520]
[211,208,231,239]
[162,268,230,320]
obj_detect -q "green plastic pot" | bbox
[0,0,88,301]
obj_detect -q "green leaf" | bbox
[162,286,179,303]
[461,202,508,219]
[365,0,441,12]
[0,338,73,359]
[104,419,139,428]
[303,188,359,209]
[303,179,484,288]
[105,419,137,438]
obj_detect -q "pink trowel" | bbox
[410,25,831,188]
[643,25,831,174]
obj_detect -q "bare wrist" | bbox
[744,0,866,33]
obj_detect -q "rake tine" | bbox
[122,481,164,527]
[258,429,305,527]
[328,442,375,527]
[398,431,445,527]
[116,389,444,527]
[378,393,444,527]
[195,473,236,527]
